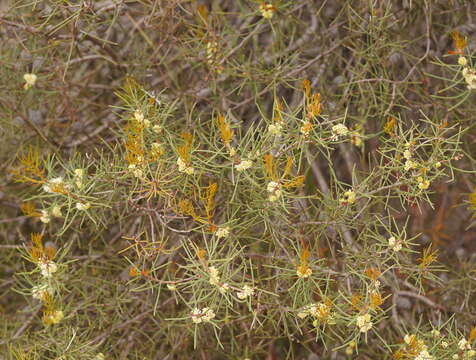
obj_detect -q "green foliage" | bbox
[2,1,476,359]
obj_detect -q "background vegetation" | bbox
[1,0,476,359]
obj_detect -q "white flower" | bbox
[152,124,162,134]
[459,338,471,350]
[459,56,468,66]
[237,285,255,299]
[435,161,442,168]
[94,353,105,360]
[23,73,37,90]
[215,226,230,239]
[268,123,283,135]
[76,202,90,211]
[191,307,215,323]
[403,149,412,160]
[441,341,449,348]
[134,109,144,122]
[267,181,281,202]
[235,159,253,172]
[355,313,372,333]
[42,177,66,193]
[74,168,84,188]
[388,236,402,252]
[40,210,51,223]
[467,350,476,358]
[31,283,53,299]
[331,124,349,140]
[404,160,417,171]
[51,205,62,218]
[177,158,194,175]
[128,164,143,178]
[219,282,229,294]
[228,147,236,157]
[208,266,220,286]
[415,350,433,360]
[39,261,58,277]
[431,329,440,337]
[166,284,176,291]
[339,190,356,205]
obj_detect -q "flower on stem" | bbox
[388,236,402,252]
[339,189,356,205]
[296,248,312,279]
[191,307,215,323]
[331,124,349,141]
[40,210,51,224]
[259,2,276,19]
[416,176,430,190]
[76,202,91,211]
[237,285,254,299]
[39,260,58,277]
[355,313,372,333]
[235,159,253,172]
[267,181,281,202]
[215,226,230,239]
[23,73,37,90]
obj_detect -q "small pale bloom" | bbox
[32,283,53,299]
[403,150,412,160]
[215,226,230,239]
[435,161,442,168]
[296,265,312,278]
[208,266,220,286]
[404,160,417,171]
[94,354,105,360]
[441,341,449,348]
[459,56,468,66]
[331,124,349,140]
[355,313,372,333]
[415,350,433,360]
[228,147,236,157]
[39,261,58,277]
[388,236,402,252]
[134,109,144,122]
[268,123,283,135]
[237,285,255,299]
[416,176,430,190]
[259,3,275,19]
[51,205,62,218]
[76,202,90,211]
[42,177,66,193]
[219,282,229,294]
[235,159,253,172]
[40,210,51,223]
[177,158,194,174]
[459,338,471,350]
[300,121,313,137]
[431,329,440,337]
[467,350,476,358]
[152,125,162,133]
[191,307,215,323]
[23,73,37,89]
[267,181,282,202]
[166,284,176,291]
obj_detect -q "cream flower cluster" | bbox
[355,313,372,333]
[23,73,37,90]
[259,3,275,19]
[177,157,194,175]
[191,307,215,323]
[297,302,335,325]
[208,266,229,294]
[134,109,151,128]
[235,158,253,172]
[128,163,143,178]
[331,124,349,141]
[31,283,54,300]
[459,56,476,90]
[39,260,58,278]
[237,285,254,299]
[388,236,402,252]
[206,41,218,65]
[215,226,230,239]
[267,181,282,202]
[403,334,434,360]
